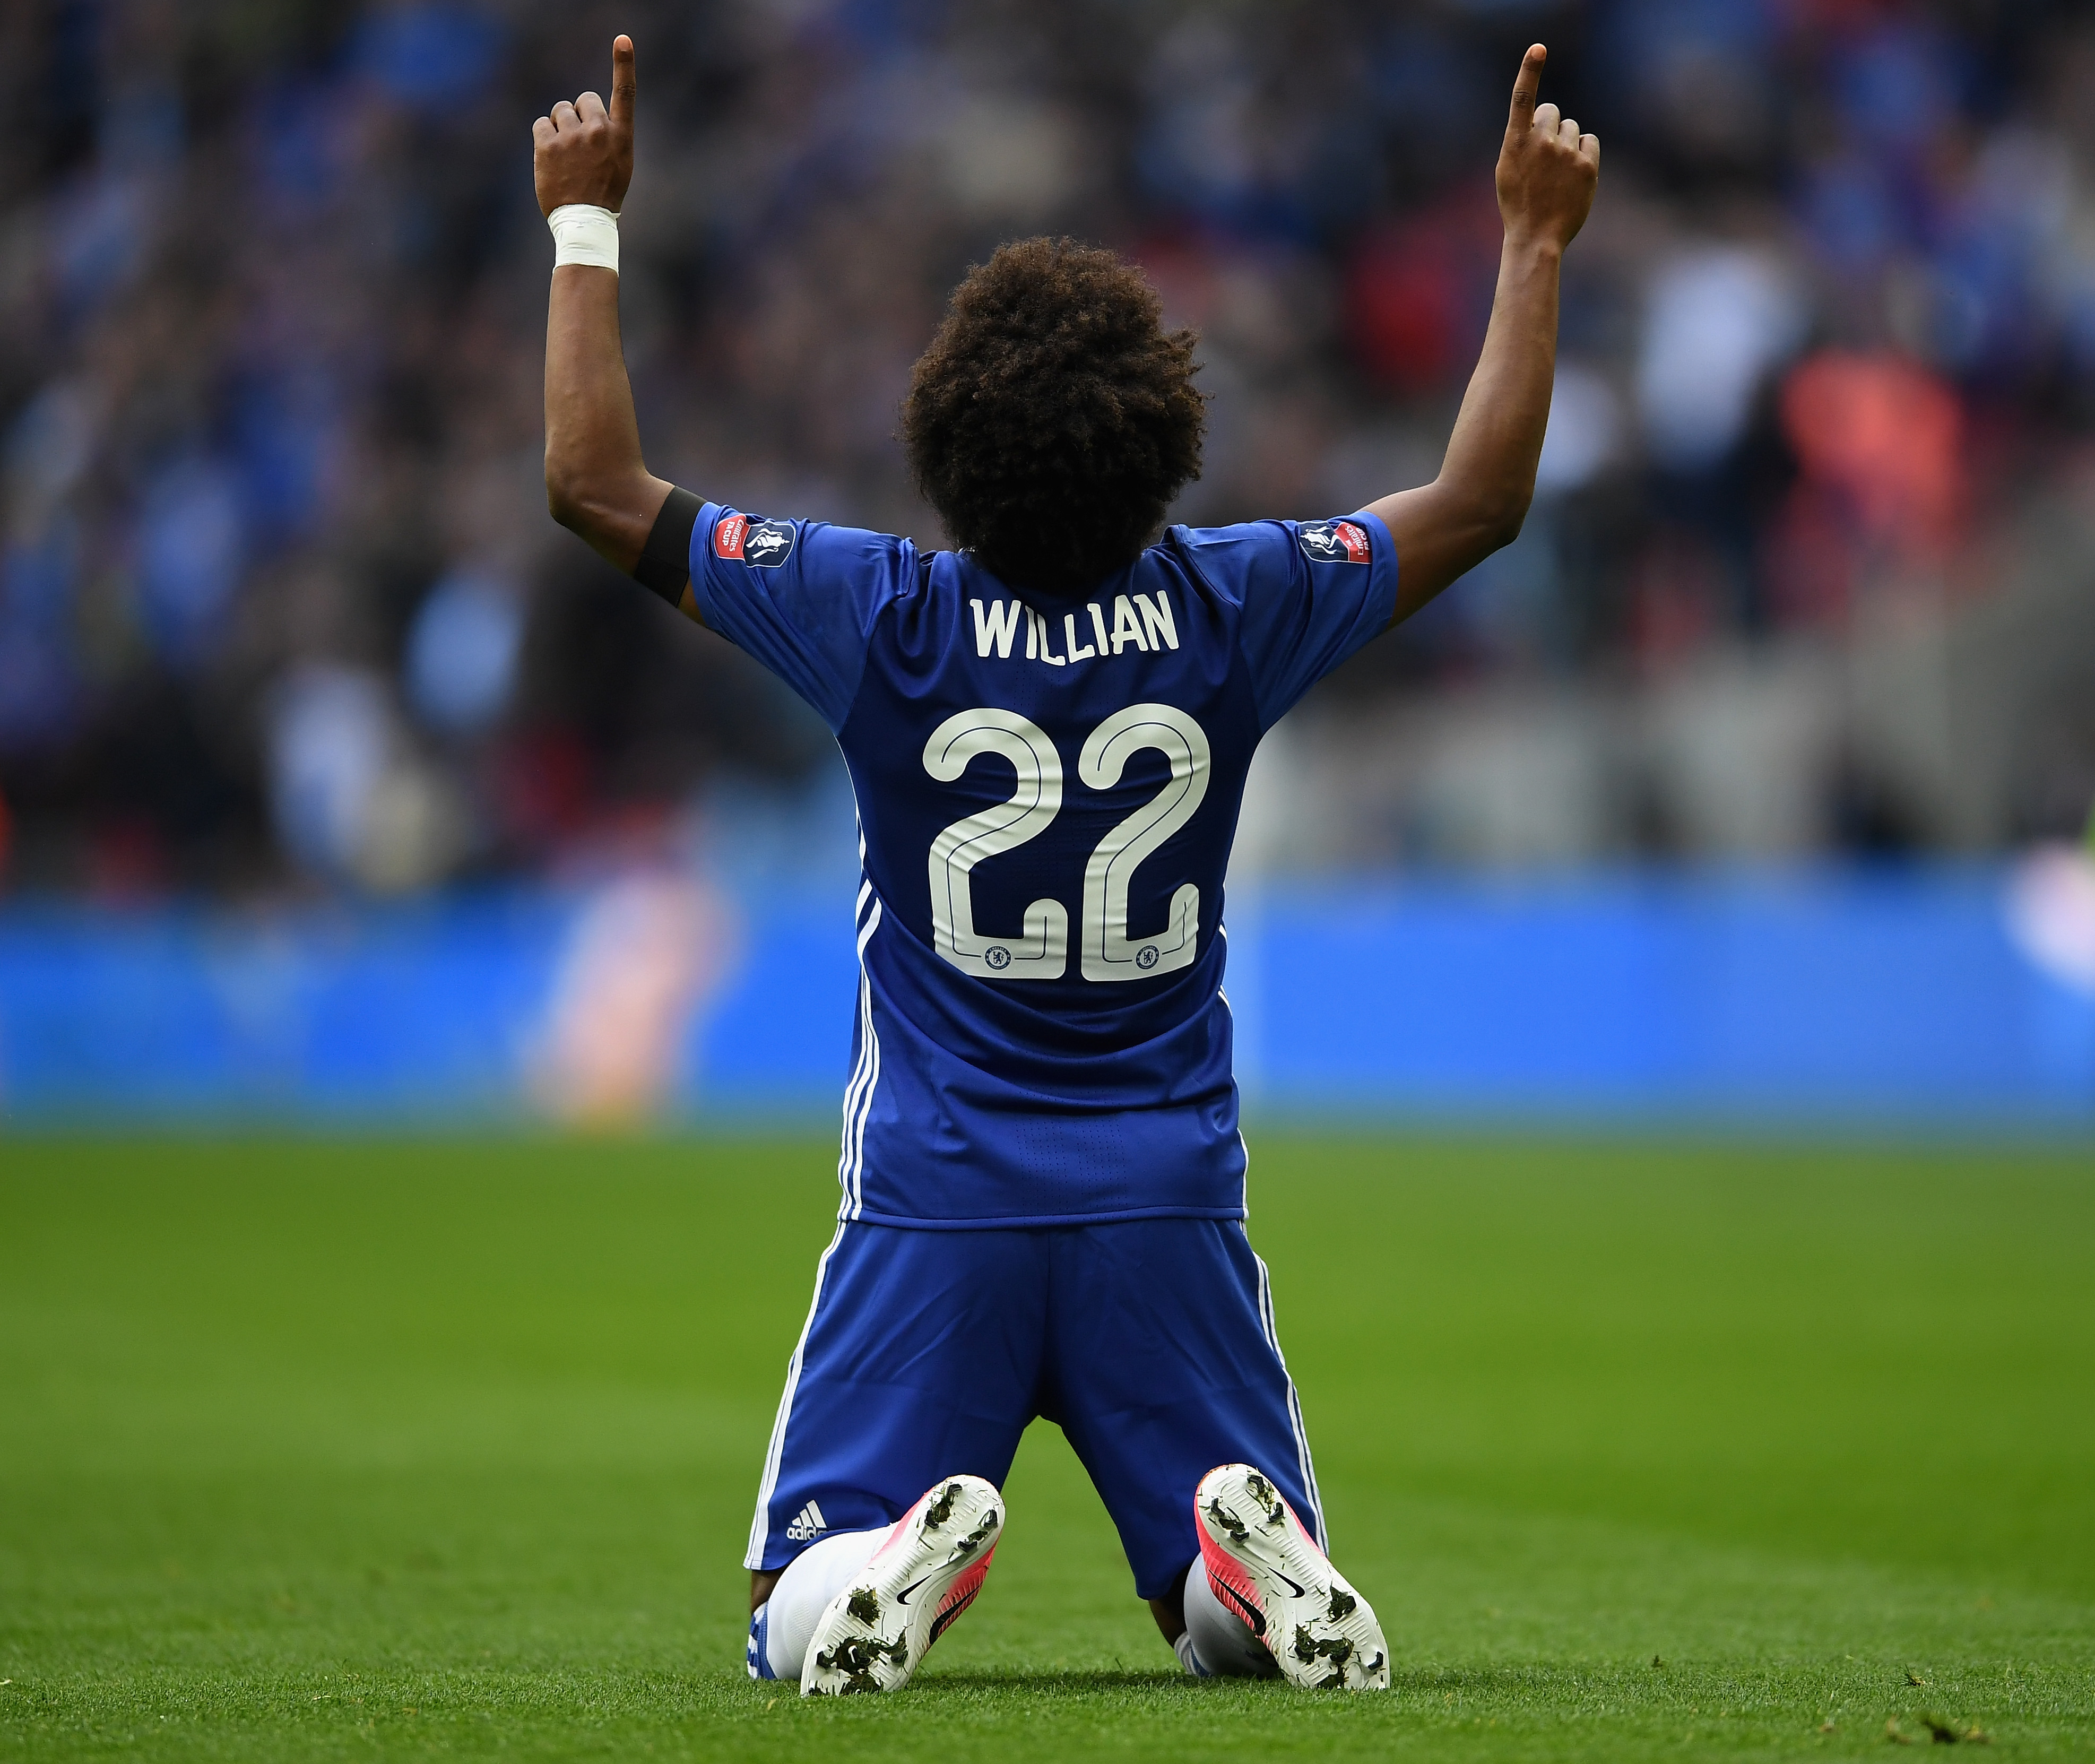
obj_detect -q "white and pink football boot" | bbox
[1193,1463,1390,1691]
[799,1474,1003,1696]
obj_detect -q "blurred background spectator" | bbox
[2,0,2093,901]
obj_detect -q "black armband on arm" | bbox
[634,486,704,608]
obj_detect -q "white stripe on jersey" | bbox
[847,904,883,1217]
[835,981,875,1217]
[835,894,884,1220]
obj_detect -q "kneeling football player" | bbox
[533,33,1597,1693]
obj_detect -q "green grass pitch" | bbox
[3,1134,2091,1760]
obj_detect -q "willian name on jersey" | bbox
[966,592,1179,665]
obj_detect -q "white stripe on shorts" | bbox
[744,1218,850,1570]
[1251,1241,1328,1551]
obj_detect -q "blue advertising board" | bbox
[0,864,2089,1128]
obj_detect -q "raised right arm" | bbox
[1363,45,1599,625]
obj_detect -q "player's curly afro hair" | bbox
[901,237,1205,599]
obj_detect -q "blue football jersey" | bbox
[688,504,1398,1227]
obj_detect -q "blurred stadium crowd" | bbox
[2,0,2094,897]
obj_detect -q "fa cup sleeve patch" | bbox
[713,514,795,566]
[742,519,797,566]
[1296,519,1371,564]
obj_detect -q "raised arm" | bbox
[534,37,693,608]
[1364,45,1599,624]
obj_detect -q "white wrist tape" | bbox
[548,204,619,273]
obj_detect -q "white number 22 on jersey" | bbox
[921,704,1211,983]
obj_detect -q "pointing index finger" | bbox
[1508,43,1546,135]
[610,34,637,139]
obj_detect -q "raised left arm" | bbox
[535,36,694,611]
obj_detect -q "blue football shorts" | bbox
[743,1216,1326,1600]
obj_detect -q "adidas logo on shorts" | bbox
[785,1499,828,1543]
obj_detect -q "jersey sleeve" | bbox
[687,503,912,731]
[1174,511,1399,731]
